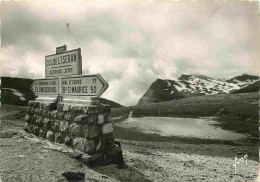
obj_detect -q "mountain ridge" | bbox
[137,74,259,105]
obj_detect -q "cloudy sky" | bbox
[1,0,259,106]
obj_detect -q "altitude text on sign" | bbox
[62,74,108,97]
[45,48,82,78]
[31,78,59,95]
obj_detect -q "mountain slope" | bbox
[1,77,124,108]
[231,81,259,94]
[138,74,259,105]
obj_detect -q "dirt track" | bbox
[0,105,259,182]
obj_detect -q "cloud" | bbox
[1,0,259,106]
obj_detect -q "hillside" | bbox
[138,74,259,105]
[231,81,259,94]
[0,77,124,108]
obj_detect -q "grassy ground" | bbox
[130,93,259,118]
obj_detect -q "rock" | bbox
[84,140,95,154]
[52,120,60,131]
[69,123,83,137]
[62,171,85,181]
[97,114,105,124]
[64,136,73,146]
[63,104,70,112]
[59,120,69,133]
[57,112,64,120]
[50,111,58,119]
[32,126,40,135]
[46,131,55,141]
[25,114,31,122]
[43,103,53,110]
[43,118,51,129]
[24,123,29,131]
[81,153,103,164]
[57,104,64,112]
[86,125,100,139]
[73,138,87,152]
[237,151,243,155]
[87,115,97,124]
[84,106,98,115]
[36,116,44,127]
[102,123,113,134]
[55,132,64,143]
[42,110,49,117]
[30,109,35,115]
[64,113,74,122]
[74,115,87,124]
[39,129,47,138]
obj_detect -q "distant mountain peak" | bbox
[137,74,259,105]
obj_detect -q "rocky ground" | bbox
[0,104,259,182]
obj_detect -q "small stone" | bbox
[57,104,64,112]
[87,125,100,139]
[59,120,69,133]
[102,123,113,134]
[25,114,31,122]
[69,123,83,137]
[64,136,73,146]
[81,153,103,164]
[44,103,52,110]
[42,110,49,117]
[63,104,70,112]
[57,112,64,120]
[24,123,29,131]
[73,138,87,152]
[46,131,55,141]
[84,139,95,154]
[36,116,44,127]
[43,118,51,129]
[32,126,40,135]
[64,113,74,122]
[39,129,47,138]
[50,111,58,119]
[31,115,37,124]
[30,109,35,115]
[97,114,104,124]
[87,115,97,124]
[52,120,60,131]
[55,132,64,143]
[74,115,87,124]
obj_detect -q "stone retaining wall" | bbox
[24,100,122,164]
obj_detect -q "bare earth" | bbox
[0,105,259,182]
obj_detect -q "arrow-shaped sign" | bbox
[31,78,59,96]
[61,74,109,97]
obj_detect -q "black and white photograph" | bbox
[0,0,259,181]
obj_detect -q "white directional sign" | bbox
[31,78,59,96]
[61,74,109,97]
[45,48,82,78]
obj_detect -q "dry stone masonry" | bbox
[24,100,123,164]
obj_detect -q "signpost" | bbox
[32,45,108,101]
[62,74,108,97]
[56,45,67,54]
[31,78,59,96]
[45,48,82,78]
